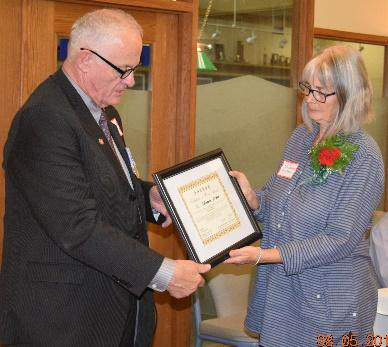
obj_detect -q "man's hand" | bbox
[167,260,211,299]
[149,185,172,227]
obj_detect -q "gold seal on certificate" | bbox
[153,149,262,266]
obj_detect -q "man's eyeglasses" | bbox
[80,48,141,79]
[299,81,336,103]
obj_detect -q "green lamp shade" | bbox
[197,50,217,71]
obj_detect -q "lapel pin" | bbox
[111,118,123,136]
[98,138,104,145]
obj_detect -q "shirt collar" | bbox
[304,121,320,147]
[62,68,102,123]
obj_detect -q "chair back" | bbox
[374,288,388,335]
[205,263,255,318]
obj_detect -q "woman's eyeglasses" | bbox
[299,81,336,103]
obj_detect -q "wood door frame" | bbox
[314,28,388,211]
[291,0,315,124]
[0,1,198,346]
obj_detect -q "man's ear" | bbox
[76,49,92,73]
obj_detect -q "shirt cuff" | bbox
[148,257,176,292]
[252,190,264,219]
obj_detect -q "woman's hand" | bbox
[224,247,283,265]
[229,171,259,210]
[224,246,261,265]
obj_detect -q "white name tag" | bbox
[277,160,299,179]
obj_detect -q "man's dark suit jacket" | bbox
[0,69,164,346]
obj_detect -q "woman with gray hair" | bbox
[226,45,384,346]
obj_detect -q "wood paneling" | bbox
[21,0,56,104]
[314,28,388,46]
[148,12,178,174]
[0,0,23,267]
[176,6,198,160]
[147,12,192,347]
[56,0,193,13]
[291,0,315,124]
[384,46,388,98]
[55,1,158,41]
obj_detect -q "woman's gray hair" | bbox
[67,8,143,58]
[301,45,373,138]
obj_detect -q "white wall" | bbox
[315,0,388,36]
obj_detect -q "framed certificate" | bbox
[153,148,262,266]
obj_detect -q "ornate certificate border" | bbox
[153,148,262,267]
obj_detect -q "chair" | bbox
[193,263,259,347]
[371,211,388,334]
[374,288,388,335]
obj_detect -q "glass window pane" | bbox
[116,45,152,180]
[198,0,293,87]
[313,39,385,97]
[313,38,388,208]
[196,75,296,188]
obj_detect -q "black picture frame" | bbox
[153,148,262,267]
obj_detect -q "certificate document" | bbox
[178,172,241,246]
[153,148,262,266]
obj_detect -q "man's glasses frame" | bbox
[80,48,141,79]
[298,81,336,103]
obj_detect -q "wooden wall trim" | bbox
[384,47,388,98]
[383,47,388,211]
[176,1,199,161]
[21,0,56,104]
[314,27,388,46]
[0,0,23,268]
[54,2,158,42]
[291,0,315,124]
[56,0,194,13]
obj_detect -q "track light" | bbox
[211,27,221,40]
[279,37,287,48]
[246,31,257,44]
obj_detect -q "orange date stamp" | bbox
[316,334,388,347]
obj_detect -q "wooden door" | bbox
[0,0,198,345]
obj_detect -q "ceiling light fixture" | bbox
[246,31,257,44]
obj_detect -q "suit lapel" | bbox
[53,69,130,186]
[107,118,138,193]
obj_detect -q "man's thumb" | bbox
[198,263,211,273]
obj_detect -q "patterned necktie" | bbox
[98,109,134,189]
[98,110,115,150]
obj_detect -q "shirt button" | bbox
[316,294,321,299]
[277,223,281,229]
[352,312,357,317]
[287,190,291,195]
[281,211,285,216]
